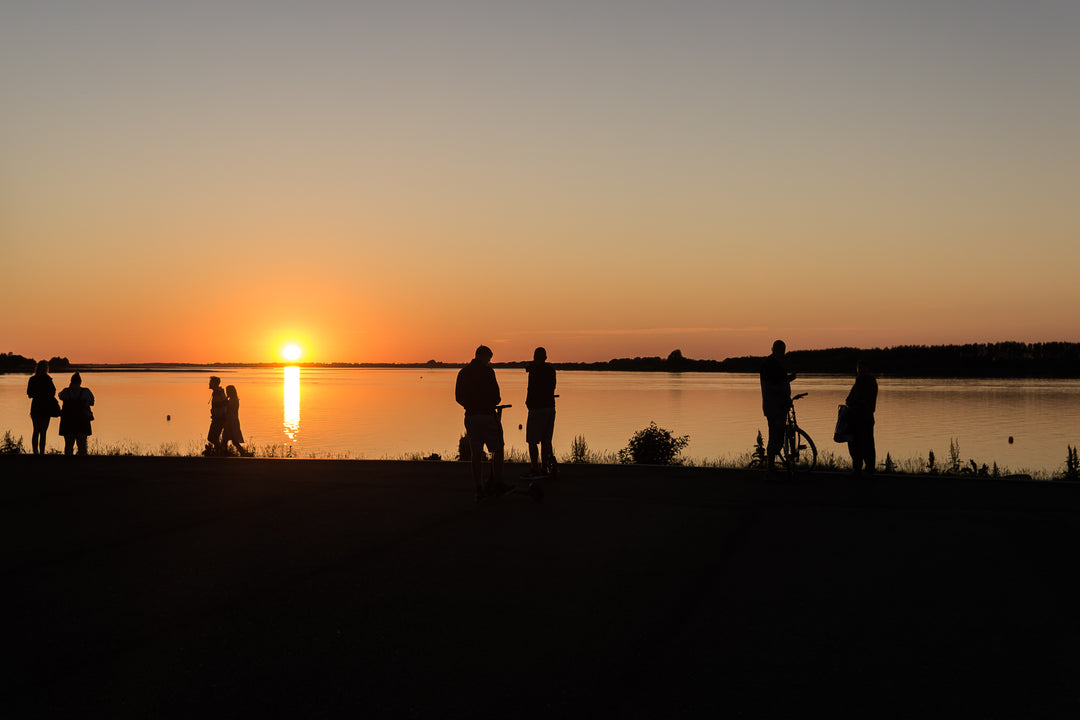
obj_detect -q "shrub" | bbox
[948,439,962,474]
[883,453,896,474]
[748,431,766,469]
[569,435,589,464]
[1064,446,1080,481]
[927,450,936,475]
[618,422,689,465]
[457,434,486,462]
[1,430,24,455]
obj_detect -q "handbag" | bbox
[833,404,852,443]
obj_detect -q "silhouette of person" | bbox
[58,371,94,456]
[845,360,878,476]
[221,384,250,456]
[455,345,504,499]
[760,340,796,472]
[206,376,228,456]
[525,346,556,477]
[26,360,57,455]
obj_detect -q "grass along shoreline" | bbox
[3,428,1072,481]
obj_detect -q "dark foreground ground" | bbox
[4,456,1080,718]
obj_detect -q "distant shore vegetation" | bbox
[3,341,1080,378]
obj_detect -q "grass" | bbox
[0,428,1065,481]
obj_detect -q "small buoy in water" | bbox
[518,424,523,430]
[166,414,171,421]
[1008,436,1014,444]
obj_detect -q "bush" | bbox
[947,439,962,474]
[457,434,486,462]
[569,435,589,464]
[1064,446,1080,481]
[748,431,766,469]
[1,430,24,454]
[618,422,689,465]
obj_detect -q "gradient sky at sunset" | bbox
[3,1,1078,363]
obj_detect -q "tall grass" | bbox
[0,426,1068,481]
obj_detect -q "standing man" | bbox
[525,347,557,478]
[456,345,505,499]
[760,340,796,472]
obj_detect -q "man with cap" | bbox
[525,346,557,478]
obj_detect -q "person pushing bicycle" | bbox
[455,345,506,499]
[760,339,796,473]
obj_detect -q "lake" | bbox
[2,368,1077,474]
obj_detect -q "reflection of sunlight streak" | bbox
[283,366,300,440]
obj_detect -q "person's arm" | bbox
[455,370,468,409]
[86,389,95,406]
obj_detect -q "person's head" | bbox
[226,384,238,399]
[36,360,49,375]
[856,360,872,376]
[533,347,547,363]
[771,340,786,357]
[209,376,221,390]
[70,372,82,388]
[474,345,493,364]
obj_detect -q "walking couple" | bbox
[206,376,250,456]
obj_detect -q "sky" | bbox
[3,0,1079,364]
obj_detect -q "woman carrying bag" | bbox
[845,361,878,477]
[59,372,95,456]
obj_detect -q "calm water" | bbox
[2,368,1078,473]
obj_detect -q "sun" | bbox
[282,344,302,362]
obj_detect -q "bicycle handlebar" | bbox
[792,392,808,401]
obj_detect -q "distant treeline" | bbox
[0,353,71,374]
[524,343,1080,378]
[712,343,1080,378]
[4,342,1078,377]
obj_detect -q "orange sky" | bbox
[3,2,1079,363]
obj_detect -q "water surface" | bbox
[2,369,1076,474]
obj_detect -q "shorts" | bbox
[526,407,556,445]
[464,414,504,454]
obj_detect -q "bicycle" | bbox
[483,405,544,503]
[778,392,818,475]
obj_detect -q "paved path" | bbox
[4,456,1080,717]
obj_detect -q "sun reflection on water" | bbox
[283,366,300,440]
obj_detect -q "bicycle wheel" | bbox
[780,427,818,474]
